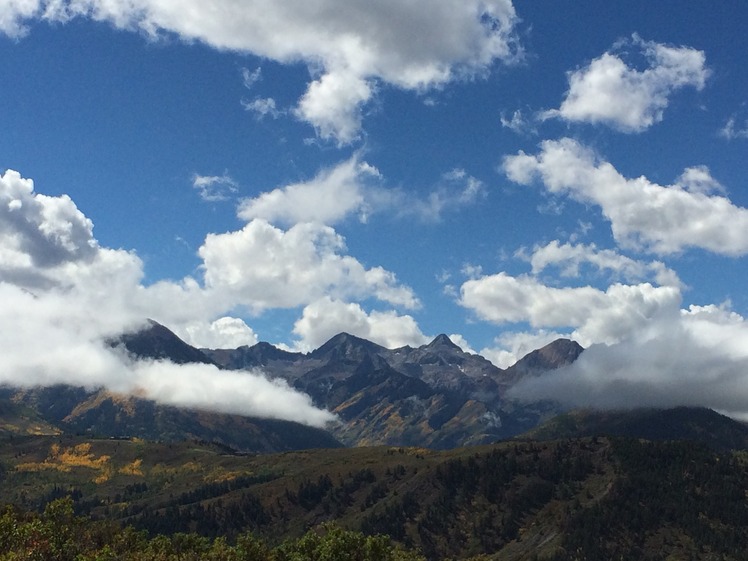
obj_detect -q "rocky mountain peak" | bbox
[532,338,584,369]
[505,338,584,380]
[309,332,386,362]
[426,334,462,351]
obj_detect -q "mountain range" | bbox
[204,327,582,448]
[6,320,748,455]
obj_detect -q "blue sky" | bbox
[3,1,748,421]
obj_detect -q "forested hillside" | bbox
[3,434,748,559]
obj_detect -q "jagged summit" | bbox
[506,338,584,376]
[426,333,462,351]
[535,338,584,365]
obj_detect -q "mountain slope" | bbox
[521,406,748,452]
[2,386,341,452]
[4,434,748,560]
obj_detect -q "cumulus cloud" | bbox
[3,0,521,143]
[504,138,748,255]
[296,70,373,144]
[292,297,429,351]
[474,240,682,367]
[459,257,748,419]
[192,173,238,202]
[542,35,708,132]
[199,218,419,311]
[0,169,97,270]
[481,329,570,369]
[445,333,476,355]
[238,156,373,226]
[180,316,258,349]
[460,272,681,347]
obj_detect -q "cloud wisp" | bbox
[192,173,239,202]
[238,156,486,227]
[720,114,748,140]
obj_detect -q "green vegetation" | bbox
[4,434,748,559]
[0,498,424,560]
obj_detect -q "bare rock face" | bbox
[503,338,584,383]
[207,332,585,447]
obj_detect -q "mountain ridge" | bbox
[5,322,584,450]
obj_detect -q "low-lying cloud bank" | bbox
[463,266,748,419]
[508,304,748,419]
[0,282,335,427]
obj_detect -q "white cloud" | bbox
[459,271,681,347]
[458,263,748,419]
[199,218,419,311]
[242,97,282,119]
[0,282,334,427]
[503,138,748,255]
[542,35,708,132]
[192,173,238,202]
[0,0,39,37]
[523,240,681,288]
[241,66,262,89]
[0,169,97,271]
[180,316,258,349]
[500,109,536,135]
[238,157,485,227]
[296,70,373,144]
[292,296,429,351]
[130,360,335,426]
[509,303,748,419]
[446,333,476,355]
[237,156,372,226]
[384,168,486,222]
[4,0,521,143]
[720,115,748,140]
